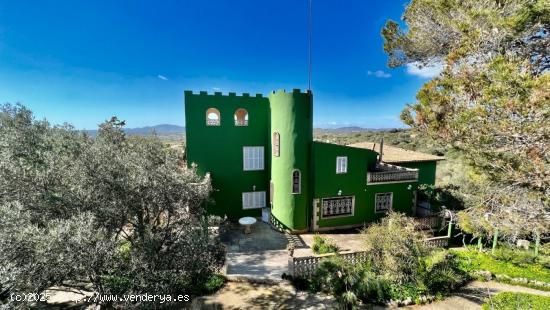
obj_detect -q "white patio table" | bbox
[238,216,257,234]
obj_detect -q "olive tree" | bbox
[0,104,222,308]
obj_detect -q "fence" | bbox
[414,216,441,230]
[289,251,369,278]
[289,236,450,278]
[424,236,450,248]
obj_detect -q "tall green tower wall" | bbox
[184,91,270,219]
[269,89,313,232]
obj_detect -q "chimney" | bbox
[378,138,384,163]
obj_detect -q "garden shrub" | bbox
[312,235,339,255]
[200,274,226,295]
[387,283,427,302]
[493,246,537,265]
[425,251,468,293]
[362,212,428,285]
[482,292,550,310]
[355,271,392,304]
[311,256,364,309]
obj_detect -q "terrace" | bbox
[367,162,419,184]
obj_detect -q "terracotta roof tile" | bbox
[348,142,444,163]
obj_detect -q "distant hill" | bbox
[314,127,399,134]
[84,124,400,137]
[85,124,185,136]
[124,124,185,135]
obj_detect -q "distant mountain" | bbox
[314,127,398,133]
[124,124,185,135]
[84,124,185,136]
[83,124,399,137]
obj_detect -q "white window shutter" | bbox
[242,191,266,209]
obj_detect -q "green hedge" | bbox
[452,250,550,283]
[482,292,550,310]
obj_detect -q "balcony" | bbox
[367,163,418,184]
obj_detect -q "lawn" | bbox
[452,249,550,283]
[482,292,550,310]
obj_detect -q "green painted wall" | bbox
[184,91,270,219]
[269,89,312,231]
[399,161,438,185]
[312,142,376,228]
[366,182,416,219]
[312,142,417,228]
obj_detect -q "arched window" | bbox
[272,132,280,157]
[292,169,301,194]
[206,108,220,126]
[234,108,248,126]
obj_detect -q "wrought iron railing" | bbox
[367,163,418,184]
[321,196,354,218]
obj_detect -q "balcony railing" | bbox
[206,119,220,126]
[367,163,418,184]
[234,119,248,126]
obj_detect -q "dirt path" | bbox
[193,281,336,310]
[402,281,550,310]
[195,280,550,310]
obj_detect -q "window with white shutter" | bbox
[242,191,266,209]
[336,156,348,174]
[243,146,264,171]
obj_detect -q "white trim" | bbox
[242,191,266,210]
[312,198,320,231]
[367,180,418,185]
[320,196,355,219]
[374,192,393,213]
[336,156,348,174]
[291,169,301,194]
[243,146,264,171]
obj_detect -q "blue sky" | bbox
[0,0,441,129]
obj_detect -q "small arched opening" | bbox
[206,108,220,126]
[234,108,248,126]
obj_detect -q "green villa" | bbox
[184,89,443,233]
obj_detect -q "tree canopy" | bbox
[0,104,223,308]
[383,0,549,239]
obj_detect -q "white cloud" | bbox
[367,70,391,78]
[212,87,221,91]
[157,75,168,80]
[406,62,444,78]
